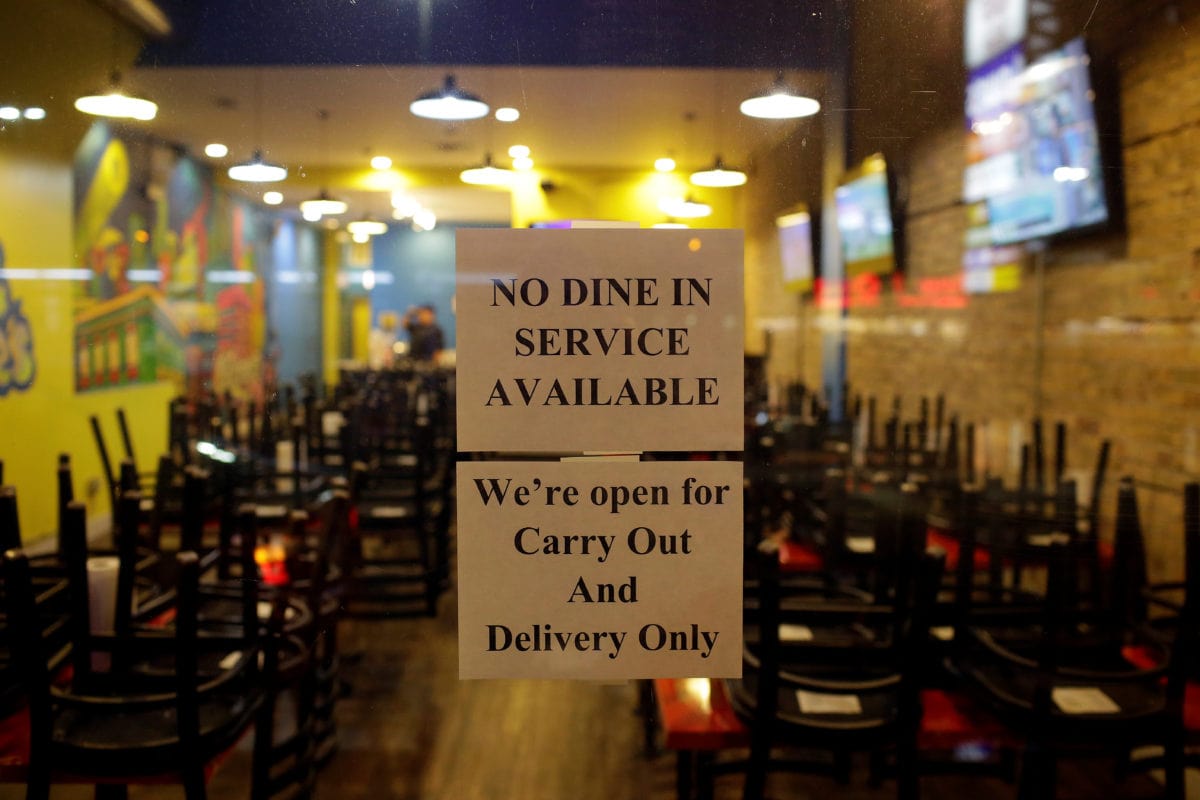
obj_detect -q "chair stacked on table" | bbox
[657,392,1194,799]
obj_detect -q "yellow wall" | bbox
[0,149,175,542]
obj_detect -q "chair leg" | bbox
[1163,733,1186,800]
[1017,744,1056,800]
[181,766,208,800]
[675,750,694,800]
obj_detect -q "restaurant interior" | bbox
[2,0,1200,797]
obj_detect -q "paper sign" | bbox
[457,460,743,679]
[796,690,863,715]
[1051,686,1120,714]
[779,624,815,642]
[455,229,744,453]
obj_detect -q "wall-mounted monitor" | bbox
[964,37,1111,245]
[835,154,897,278]
[964,0,1028,69]
[776,205,815,293]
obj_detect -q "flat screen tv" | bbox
[776,205,815,293]
[835,154,897,278]
[964,36,1110,245]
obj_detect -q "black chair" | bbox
[4,544,262,800]
[954,476,1196,800]
[714,484,945,800]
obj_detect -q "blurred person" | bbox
[403,304,444,362]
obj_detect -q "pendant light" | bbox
[347,217,388,237]
[410,74,489,121]
[740,72,821,119]
[657,196,712,219]
[229,71,287,183]
[298,110,348,217]
[690,156,747,188]
[74,23,156,121]
[75,71,158,120]
[460,153,513,186]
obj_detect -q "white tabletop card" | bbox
[1052,686,1121,714]
[779,624,815,642]
[457,460,742,680]
[796,690,863,715]
[846,536,876,554]
[456,229,744,453]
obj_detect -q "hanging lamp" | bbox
[75,70,158,120]
[229,71,287,183]
[690,156,747,188]
[410,74,489,121]
[298,110,348,216]
[460,153,513,186]
[657,196,712,219]
[740,73,821,119]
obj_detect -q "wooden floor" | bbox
[0,587,1187,799]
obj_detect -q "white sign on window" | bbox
[455,228,744,453]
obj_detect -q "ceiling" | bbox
[126,63,823,221]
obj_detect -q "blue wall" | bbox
[267,219,323,383]
[368,222,504,351]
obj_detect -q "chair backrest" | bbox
[1165,483,1200,710]
[0,486,20,551]
[89,415,119,511]
[1109,477,1149,625]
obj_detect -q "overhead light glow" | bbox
[508,144,531,159]
[299,191,349,216]
[513,156,534,171]
[495,107,520,122]
[228,151,288,183]
[362,270,376,290]
[22,107,45,120]
[740,91,821,119]
[460,154,513,186]
[654,157,676,173]
[262,191,283,205]
[371,155,393,170]
[652,222,689,229]
[690,157,747,188]
[352,231,371,244]
[301,207,322,222]
[410,74,489,121]
[412,209,437,231]
[392,193,422,218]
[0,107,19,121]
[657,196,712,219]
[347,219,388,237]
[204,142,229,158]
[74,91,157,121]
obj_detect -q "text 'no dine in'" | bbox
[491,277,713,308]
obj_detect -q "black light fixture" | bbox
[410,74,489,121]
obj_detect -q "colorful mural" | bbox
[0,242,36,396]
[72,123,276,401]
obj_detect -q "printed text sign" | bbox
[458,460,743,679]
[455,229,744,452]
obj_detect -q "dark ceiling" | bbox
[140,0,838,70]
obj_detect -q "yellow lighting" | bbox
[301,207,322,222]
[262,191,283,205]
[204,142,229,158]
[655,157,676,173]
[513,156,534,171]
[413,209,437,231]
[460,155,513,186]
[22,107,45,121]
[370,155,393,170]
[495,107,520,122]
[74,90,158,121]
[0,107,20,121]
[658,196,712,219]
[347,219,388,237]
[690,157,747,188]
[508,144,531,159]
[352,231,370,244]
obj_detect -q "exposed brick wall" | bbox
[743,1,1200,580]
